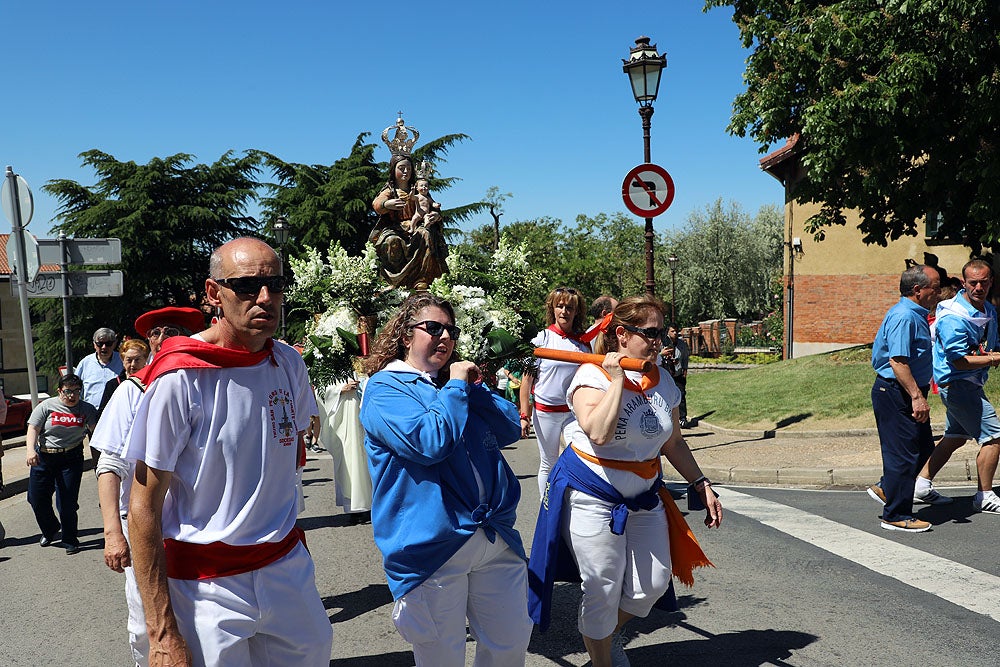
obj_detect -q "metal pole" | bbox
[5,167,40,407]
[640,106,655,295]
[278,245,287,340]
[670,267,676,326]
[58,231,73,372]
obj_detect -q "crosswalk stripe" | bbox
[716,487,1000,623]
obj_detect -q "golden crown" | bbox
[381,114,419,157]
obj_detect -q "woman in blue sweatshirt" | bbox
[360,293,532,666]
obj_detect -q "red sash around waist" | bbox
[164,526,305,580]
[534,402,570,413]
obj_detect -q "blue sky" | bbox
[2,1,781,240]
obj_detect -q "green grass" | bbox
[686,345,993,430]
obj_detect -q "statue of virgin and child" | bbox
[369,116,449,291]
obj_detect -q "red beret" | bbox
[134,307,206,338]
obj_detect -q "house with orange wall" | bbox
[759,136,973,359]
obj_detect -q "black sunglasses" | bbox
[148,326,181,339]
[622,324,665,340]
[94,340,115,347]
[214,276,288,295]
[554,287,579,295]
[409,320,461,340]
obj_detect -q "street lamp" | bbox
[667,254,679,326]
[623,36,667,295]
[273,215,290,340]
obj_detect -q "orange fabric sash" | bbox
[658,488,715,587]
[571,445,661,480]
[570,445,713,586]
[595,364,660,394]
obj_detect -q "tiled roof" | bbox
[759,134,801,172]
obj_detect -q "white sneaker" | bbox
[973,493,1000,514]
[913,488,953,505]
[610,632,631,667]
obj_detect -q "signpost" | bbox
[10,270,124,298]
[621,163,675,218]
[3,168,124,384]
[37,238,121,266]
[3,167,41,406]
[5,230,40,282]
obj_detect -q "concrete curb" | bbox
[697,420,948,440]
[686,421,978,487]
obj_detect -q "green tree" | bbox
[665,200,783,324]
[38,150,261,375]
[461,213,648,326]
[484,186,512,251]
[706,0,1000,249]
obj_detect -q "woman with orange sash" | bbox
[519,286,592,497]
[527,295,722,667]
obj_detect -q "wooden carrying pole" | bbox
[533,347,653,373]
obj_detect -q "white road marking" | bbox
[716,486,1000,623]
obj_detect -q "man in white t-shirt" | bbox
[125,238,332,667]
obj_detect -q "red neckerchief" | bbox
[579,312,614,344]
[135,336,277,386]
[546,323,582,341]
[594,363,660,394]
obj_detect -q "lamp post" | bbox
[623,36,667,296]
[667,253,679,326]
[273,215,289,340]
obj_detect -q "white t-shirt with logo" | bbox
[124,341,317,545]
[563,363,681,497]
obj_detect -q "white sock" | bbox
[914,476,932,493]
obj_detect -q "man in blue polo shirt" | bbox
[929,259,1000,514]
[867,264,940,532]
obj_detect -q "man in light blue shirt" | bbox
[928,259,1000,514]
[868,265,940,532]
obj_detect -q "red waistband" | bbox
[534,402,570,413]
[164,526,305,580]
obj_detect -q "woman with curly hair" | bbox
[360,293,532,666]
[519,286,591,497]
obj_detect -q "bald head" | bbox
[210,237,280,279]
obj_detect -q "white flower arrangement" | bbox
[288,236,539,385]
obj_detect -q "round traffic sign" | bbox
[2,170,34,227]
[621,163,675,218]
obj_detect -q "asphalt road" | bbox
[1,440,997,666]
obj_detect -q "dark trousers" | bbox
[871,376,934,523]
[672,374,687,421]
[27,446,84,545]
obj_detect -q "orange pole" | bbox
[533,347,652,373]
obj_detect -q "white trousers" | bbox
[121,518,149,666]
[533,410,571,497]
[392,529,532,667]
[561,489,673,639]
[167,541,333,667]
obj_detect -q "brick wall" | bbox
[792,273,899,345]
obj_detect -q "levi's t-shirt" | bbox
[28,396,98,450]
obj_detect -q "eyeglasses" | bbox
[94,340,115,347]
[59,388,82,396]
[148,326,181,339]
[622,324,665,340]
[213,275,288,295]
[554,287,579,295]
[409,320,461,340]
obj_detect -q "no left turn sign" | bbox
[621,163,675,218]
